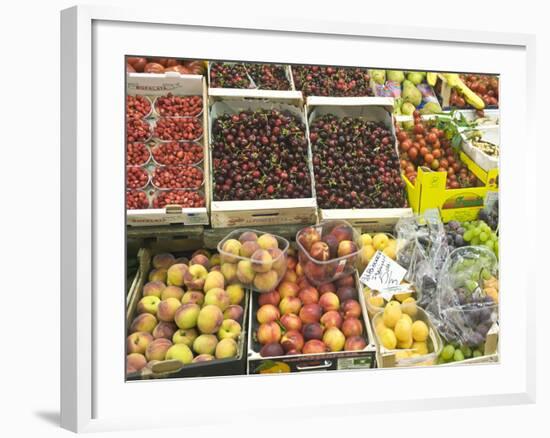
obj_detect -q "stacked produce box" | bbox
[125,59,500,380]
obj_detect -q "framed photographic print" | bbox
[61,4,536,433]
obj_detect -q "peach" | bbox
[174,256,189,265]
[236,260,255,284]
[302,339,328,354]
[193,334,218,355]
[192,249,211,259]
[299,303,322,324]
[161,285,184,301]
[210,265,221,273]
[226,283,244,305]
[319,292,340,312]
[165,343,194,364]
[257,304,280,324]
[215,338,238,359]
[268,248,287,277]
[279,281,300,298]
[251,249,273,273]
[322,234,339,258]
[281,330,304,352]
[298,286,319,305]
[238,231,258,243]
[257,321,282,344]
[127,331,153,354]
[172,328,198,347]
[260,343,285,358]
[287,256,298,271]
[197,305,223,334]
[127,353,147,373]
[203,271,225,293]
[190,254,210,269]
[174,303,200,329]
[184,264,208,290]
[192,354,214,363]
[279,296,302,315]
[336,285,357,302]
[320,310,343,329]
[337,240,358,257]
[148,268,167,283]
[152,253,176,269]
[304,261,327,283]
[221,239,242,263]
[142,280,166,298]
[152,321,177,339]
[286,349,300,356]
[258,290,281,307]
[310,241,330,261]
[302,322,324,341]
[257,233,278,250]
[336,275,355,288]
[156,297,181,322]
[220,262,238,284]
[295,262,305,278]
[137,296,161,315]
[181,291,204,306]
[341,299,362,319]
[145,338,172,361]
[283,270,297,283]
[210,253,221,267]
[318,282,336,295]
[224,305,244,323]
[217,319,242,340]
[345,336,367,351]
[330,224,353,243]
[166,263,188,287]
[240,240,260,258]
[253,270,279,292]
[130,313,157,333]
[297,226,321,251]
[342,317,363,337]
[323,327,346,352]
[280,313,303,332]
[204,288,231,311]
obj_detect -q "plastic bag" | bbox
[395,210,450,308]
[432,246,498,347]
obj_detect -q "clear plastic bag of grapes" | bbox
[434,246,498,347]
[395,210,451,309]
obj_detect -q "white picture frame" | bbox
[60,5,536,433]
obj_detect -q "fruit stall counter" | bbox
[125,57,500,380]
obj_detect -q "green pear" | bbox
[386,70,405,83]
[369,69,386,85]
[401,102,416,116]
[407,71,425,85]
[402,80,422,107]
[419,101,443,115]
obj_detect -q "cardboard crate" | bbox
[126,72,210,226]
[126,247,249,380]
[460,125,499,172]
[247,271,377,374]
[208,62,295,92]
[306,96,413,232]
[208,91,318,228]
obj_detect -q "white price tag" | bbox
[359,251,407,298]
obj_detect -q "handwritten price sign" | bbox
[359,251,407,299]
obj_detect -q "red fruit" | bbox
[318,283,336,294]
[310,241,330,261]
[408,147,418,160]
[341,299,362,319]
[281,330,305,352]
[320,310,343,329]
[302,322,324,341]
[298,287,319,305]
[258,290,281,307]
[299,303,323,324]
[302,339,328,354]
[280,313,303,332]
[260,343,285,357]
[345,336,367,351]
[341,317,363,337]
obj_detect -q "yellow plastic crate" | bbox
[403,151,498,222]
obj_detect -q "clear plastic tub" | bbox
[217,229,289,293]
[372,305,442,367]
[153,95,203,119]
[126,142,152,167]
[150,164,204,190]
[126,166,150,190]
[296,220,362,286]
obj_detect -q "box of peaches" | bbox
[246,257,376,374]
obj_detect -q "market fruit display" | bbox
[209,63,253,89]
[397,112,482,188]
[126,250,246,375]
[309,115,407,209]
[211,109,312,201]
[292,65,373,97]
[296,221,361,285]
[446,219,498,257]
[127,57,206,75]
[245,63,292,90]
[449,74,499,108]
[253,260,368,357]
[154,94,203,118]
[218,230,288,293]
[358,232,398,271]
[126,95,152,119]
